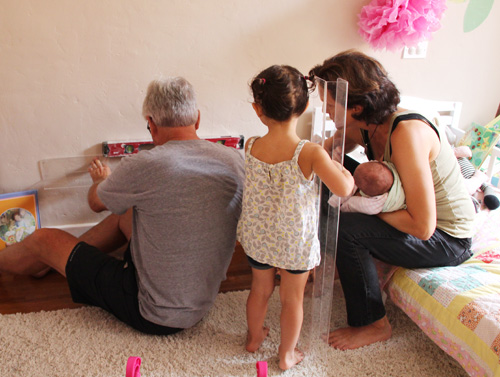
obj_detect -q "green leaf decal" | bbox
[464,0,494,32]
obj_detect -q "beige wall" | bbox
[1,0,499,227]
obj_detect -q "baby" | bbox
[328,161,406,215]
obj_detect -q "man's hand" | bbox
[88,158,111,184]
[87,158,110,213]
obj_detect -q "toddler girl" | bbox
[237,65,354,370]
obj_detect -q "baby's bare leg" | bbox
[246,267,275,352]
[278,270,309,370]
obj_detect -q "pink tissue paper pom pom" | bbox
[358,0,447,51]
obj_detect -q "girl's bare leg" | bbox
[278,270,309,370]
[246,267,276,352]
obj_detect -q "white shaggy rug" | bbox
[0,287,467,377]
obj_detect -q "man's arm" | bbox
[87,158,111,213]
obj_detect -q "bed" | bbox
[380,209,500,377]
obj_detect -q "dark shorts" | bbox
[246,255,309,275]
[65,241,183,336]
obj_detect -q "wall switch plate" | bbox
[402,41,428,59]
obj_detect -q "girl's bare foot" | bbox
[278,347,304,370]
[328,316,391,350]
[246,326,269,352]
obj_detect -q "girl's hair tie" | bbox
[258,78,266,85]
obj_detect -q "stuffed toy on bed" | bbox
[454,145,499,210]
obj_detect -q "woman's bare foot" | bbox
[278,347,304,370]
[328,316,391,350]
[246,326,269,352]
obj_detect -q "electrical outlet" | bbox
[402,41,428,59]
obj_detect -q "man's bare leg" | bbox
[78,209,132,252]
[328,316,392,350]
[0,228,79,277]
[0,209,132,278]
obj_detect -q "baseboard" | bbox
[44,223,97,238]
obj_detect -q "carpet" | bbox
[0,287,467,377]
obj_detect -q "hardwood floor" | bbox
[0,243,252,315]
[0,271,83,314]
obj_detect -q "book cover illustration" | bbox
[0,190,41,250]
[459,119,500,169]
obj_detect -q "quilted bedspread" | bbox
[386,209,500,377]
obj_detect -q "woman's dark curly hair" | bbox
[250,65,312,122]
[309,50,400,125]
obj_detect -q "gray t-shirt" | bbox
[97,139,244,328]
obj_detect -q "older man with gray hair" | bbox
[0,77,245,335]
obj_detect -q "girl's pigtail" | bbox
[305,74,316,92]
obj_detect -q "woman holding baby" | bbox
[309,50,475,350]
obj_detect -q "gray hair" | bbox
[142,77,198,127]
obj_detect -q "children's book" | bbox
[0,190,41,250]
[459,115,500,169]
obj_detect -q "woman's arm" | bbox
[377,120,440,240]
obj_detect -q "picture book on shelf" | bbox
[0,190,41,250]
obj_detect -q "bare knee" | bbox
[279,273,309,306]
[279,291,304,308]
[251,284,275,302]
[24,228,58,252]
[26,228,76,256]
[249,268,276,301]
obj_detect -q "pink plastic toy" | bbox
[256,361,268,377]
[126,357,142,377]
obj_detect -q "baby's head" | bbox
[353,161,394,197]
[250,65,310,122]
